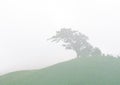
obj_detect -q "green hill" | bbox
[0,56,120,85]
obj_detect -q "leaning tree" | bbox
[49,28,102,58]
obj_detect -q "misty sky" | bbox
[0,0,120,75]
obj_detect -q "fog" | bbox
[0,0,120,75]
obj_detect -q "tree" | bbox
[49,28,102,58]
[91,47,102,56]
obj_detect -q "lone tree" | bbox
[49,28,102,58]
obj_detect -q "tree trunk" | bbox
[76,53,79,58]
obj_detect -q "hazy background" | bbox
[0,0,120,75]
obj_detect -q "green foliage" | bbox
[1,56,120,85]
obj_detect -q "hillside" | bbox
[0,56,120,85]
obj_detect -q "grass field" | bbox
[0,56,120,85]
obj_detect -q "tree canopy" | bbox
[49,28,102,58]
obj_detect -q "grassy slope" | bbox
[0,56,120,85]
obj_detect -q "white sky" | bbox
[0,0,120,75]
